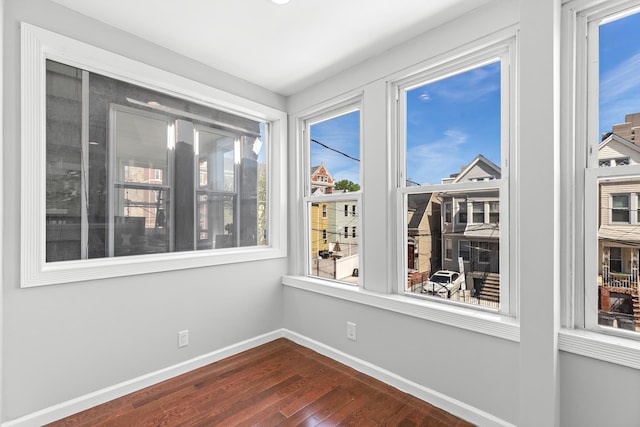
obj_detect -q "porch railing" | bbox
[601,272,638,289]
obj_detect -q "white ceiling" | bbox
[52,0,491,96]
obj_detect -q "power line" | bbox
[311,138,360,162]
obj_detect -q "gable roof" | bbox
[407,194,431,229]
[449,154,501,184]
[599,133,640,154]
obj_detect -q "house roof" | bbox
[407,194,431,229]
[599,133,640,154]
[448,154,501,184]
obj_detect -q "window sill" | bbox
[559,328,640,370]
[282,275,520,342]
[25,247,287,287]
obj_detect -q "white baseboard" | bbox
[283,330,515,427]
[4,328,513,427]
[2,330,285,427]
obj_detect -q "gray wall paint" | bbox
[5,0,640,425]
[559,352,640,427]
[2,0,286,421]
[285,1,640,426]
[283,287,520,423]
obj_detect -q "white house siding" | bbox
[599,180,640,225]
[599,143,640,164]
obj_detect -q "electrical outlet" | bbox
[346,321,357,341]
[178,330,189,348]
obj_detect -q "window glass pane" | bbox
[489,201,500,224]
[597,178,640,331]
[45,59,268,262]
[46,62,83,262]
[197,129,235,192]
[115,110,169,184]
[405,62,501,186]
[459,240,471,262]
[310,110,360,194]
[113,188,169,256]
[611,194,630,223]
[196,194,236,249]
[403,60,503,309]
[473,202,485,223]
[593,11,640,332]
[457,202,468,224]
[308,200,359,284]
[406,190,500,309]
[307,107,361,285]
[599,12,640,145]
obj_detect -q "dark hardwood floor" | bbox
[46,338,474,426]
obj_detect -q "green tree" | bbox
[334,179,360,192]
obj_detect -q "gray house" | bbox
[441,155,501,301]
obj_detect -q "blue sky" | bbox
[406,62,501,185]
[310,110,361,185]
[308,11,640,187]
[309,64,501,187]
[599,11,640,138]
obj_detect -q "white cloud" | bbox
[406,129,470,185]
[600,52,640,101]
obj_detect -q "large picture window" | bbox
[396,43,513,313]
[46,61,267,261]
[22,24,286,287]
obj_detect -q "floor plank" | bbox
[46,338,475,426]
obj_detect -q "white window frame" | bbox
[565,0,640,342]
[394,39,515,315]
[20,23,287,287]
[609,193,633,224]
[300,97,363,286]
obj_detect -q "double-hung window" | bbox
[302,101,362,284]
[21,24,286,287]
[576,2,640,334]
[395,41,514,313]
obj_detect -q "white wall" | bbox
[2,0,287,422]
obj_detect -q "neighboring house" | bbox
[310,201,330,257]
[597,132,640,329]
[309,162,336,257]
[440,155,501,299]
[406,193,441,290]
[309,164,359,280]
[330,199,359,254]
[310,162,335,195]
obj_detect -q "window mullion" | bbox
[80,70,90,260]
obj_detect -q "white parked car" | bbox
[424,270,463,298]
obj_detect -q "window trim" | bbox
[20,23,287,287]
[392,38,515,316]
